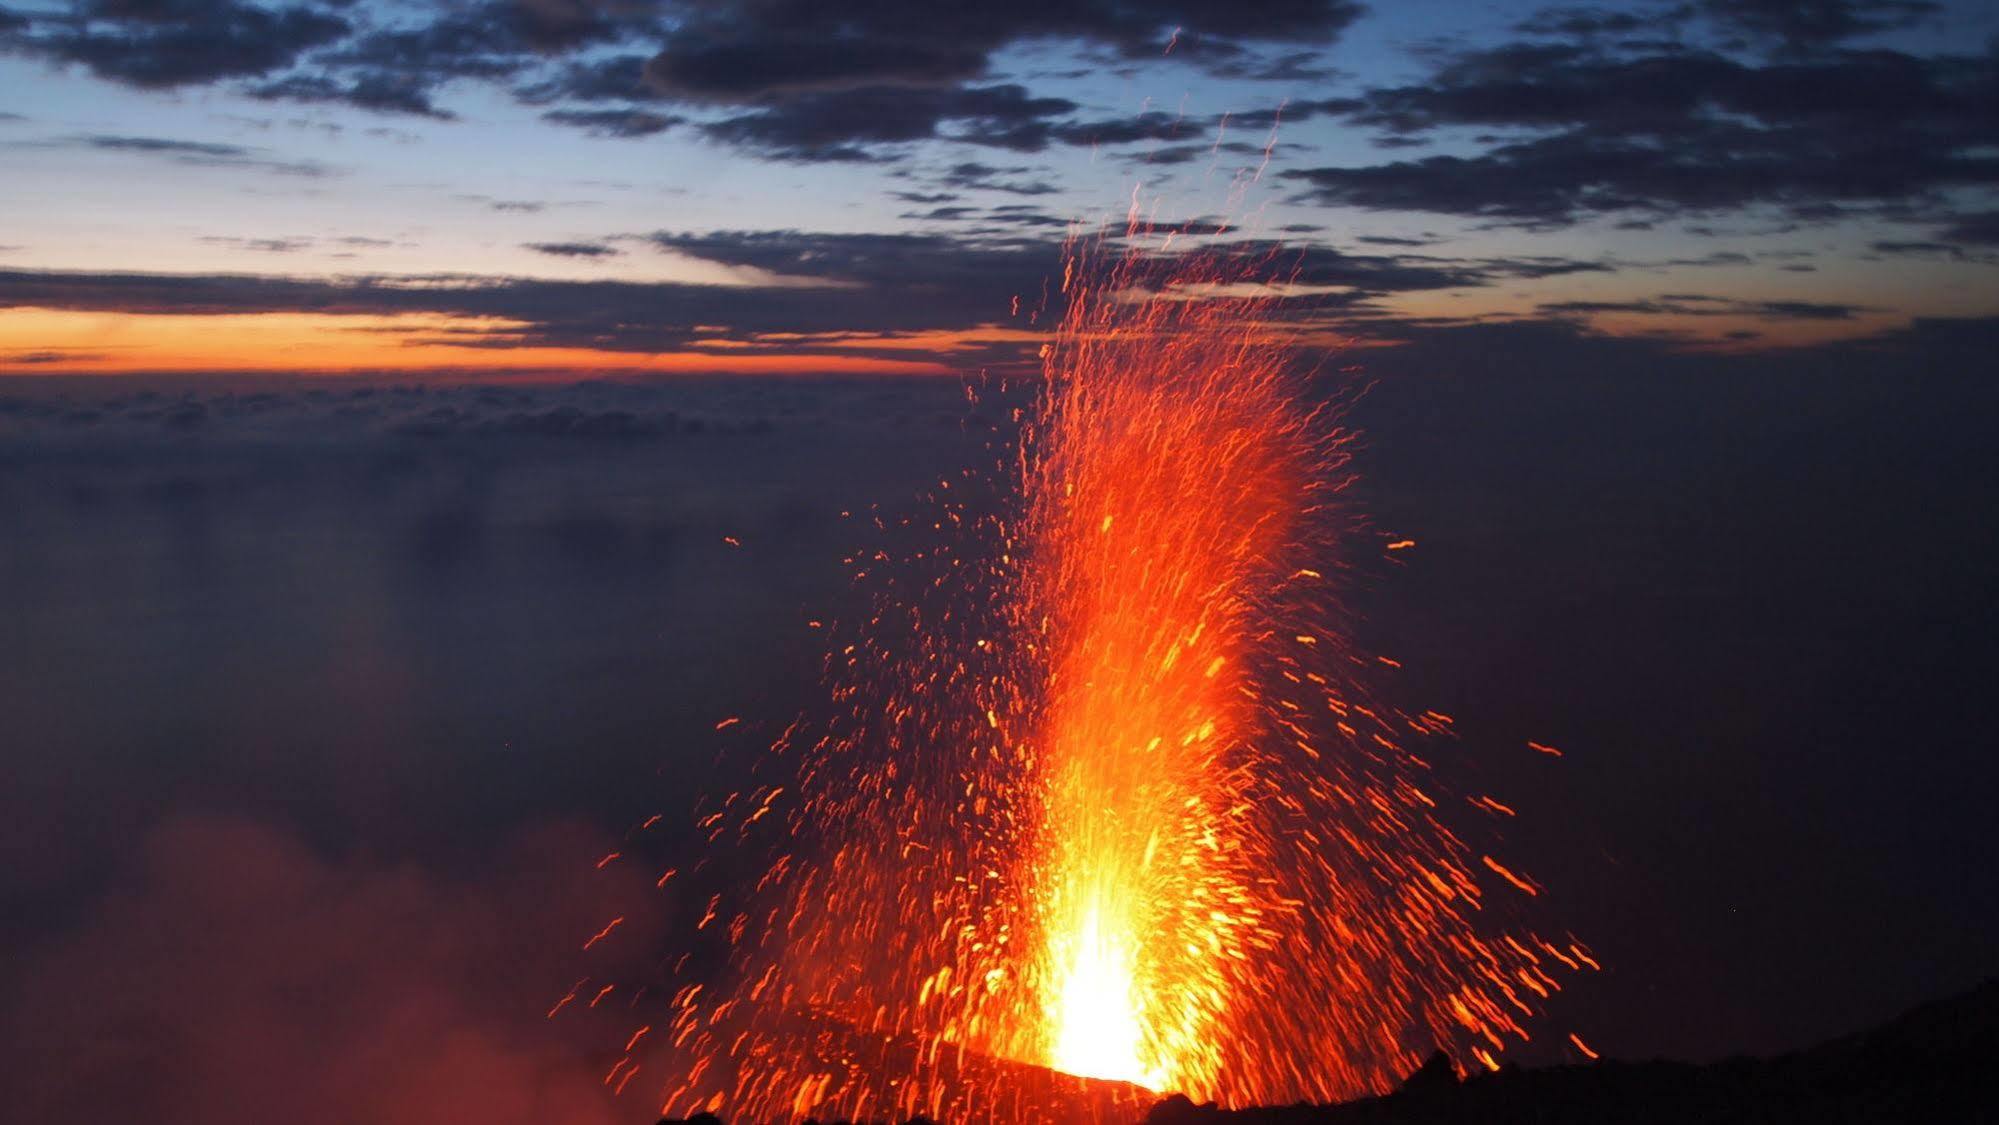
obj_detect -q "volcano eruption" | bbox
[642,235,1586,1122]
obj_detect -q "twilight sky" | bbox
[2,0,1997,375]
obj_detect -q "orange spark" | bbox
[583,917,625,951]
[1483,857,1541,896]
[547,978,586,1020]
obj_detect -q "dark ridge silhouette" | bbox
[1147,979,1999,1125]
[660,979,1997,1124]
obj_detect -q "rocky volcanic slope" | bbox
[662,978,1999,1125]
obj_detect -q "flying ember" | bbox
[640,230,1589,1123]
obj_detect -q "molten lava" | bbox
[1049,899,1151,1087]
[641,232,1590,1122]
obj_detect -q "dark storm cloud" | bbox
[1283,9,1999,228]
[78,132,248,157]
[1198,47,1345,82]
[648,229,1061,292]
[1479,254,1618,278]
[969,206,1071,229]
[1514,0,1945,49]
[966,96,1351,163]
[1511,5,1656,38]
[1,0,348,87]
[526,51,1311,159]
[1046,110,1197,147]
[0,0,631,126]
[1132,140,1270,166]
[1695,0,1942,51]
[523,240,622,258]
[200,234,313,252]
[901,205,982,221]
[5,0,1367,166]
[1868,238,1972,258]
[514,51,655,103]
[316,10,530,83]
[1346,43,1992,140]
[1147,236,1622,298]
[1193,239,1490,293]
[465,0,653,52]
[1938,210,1999,245]
[511,0,1364,156]
[251,70,453,117]
[1538,293,1869,320]
[934,161,1062,196]
[642,33,987,101]
[249,0,664,117]
[1345,308,1999,378]
[697,84,1078,162]
[634,0,1364,103]
[539,106,681,137]
[1222,96,1368,129]
[29,131,334,175]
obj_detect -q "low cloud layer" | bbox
[0,377,993,1120]
[4,813,664,1125]
[3,359,1998,1090]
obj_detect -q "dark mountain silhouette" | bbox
[660,978,1999,1124]
[1148,979,1999,1125]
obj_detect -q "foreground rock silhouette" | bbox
[661,978,1997,1124]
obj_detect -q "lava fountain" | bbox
[646,233,1589,1122]
[1020,243,1328,1097]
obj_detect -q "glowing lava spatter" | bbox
[644,230,1592,1122]
[1018,242,1322,1098]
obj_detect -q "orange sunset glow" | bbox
[0,308,971,376]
